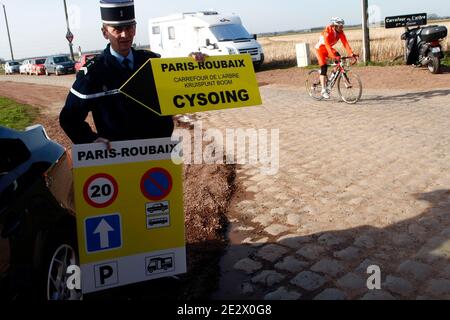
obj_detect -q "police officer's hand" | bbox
[94,137,112,150]
[189,52,208,62]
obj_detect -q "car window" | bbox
[9,62,19,66]
[35,59,46,64]
[53,56,69,63]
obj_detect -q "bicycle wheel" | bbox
[337,71,363,104]
[305,69,323,100]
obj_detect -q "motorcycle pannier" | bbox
[421,25,448,42]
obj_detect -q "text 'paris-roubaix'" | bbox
[77,144,178,162]
[161,59,246,72]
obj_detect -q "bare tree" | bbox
[428,13,440,21]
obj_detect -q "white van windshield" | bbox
[209,24,252,41]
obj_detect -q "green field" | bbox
[442,51,450,67]
[0,96,38,130]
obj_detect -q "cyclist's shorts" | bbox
[315,47,328,67]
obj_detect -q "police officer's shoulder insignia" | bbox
[78,55,101,77]
[148,51,161,59]
[139,49,160,59]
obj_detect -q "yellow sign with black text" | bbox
[120,54,262,116]
[72,138,185,294]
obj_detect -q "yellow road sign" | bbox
[72,138,185,294]
[120,54,262,116]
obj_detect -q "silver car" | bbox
[4,61,20,75]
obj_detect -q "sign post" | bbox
[72,138,184,294]
[63,0,75,61]
[361,0,371,65]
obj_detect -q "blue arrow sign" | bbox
[85,214,122,253]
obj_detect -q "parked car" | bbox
[44,56,75,76]
[4,61,21,75]
[74,54,98,73]
[19,59,33,75]
[30,58,46,76]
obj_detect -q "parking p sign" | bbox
[72,138,185,294]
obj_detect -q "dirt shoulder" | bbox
[256,65,450,90]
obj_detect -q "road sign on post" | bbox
[66,30,74,43]
[63,0,75,61]
[72,138,185,294]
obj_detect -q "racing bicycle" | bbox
[306,56,363,104]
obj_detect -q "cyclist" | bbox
[315,17,356,99]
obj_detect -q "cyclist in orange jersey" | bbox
[315,17,356,99]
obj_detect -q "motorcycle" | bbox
[401,24,448,74]
[0,124,81,300]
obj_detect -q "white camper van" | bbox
[149,11,264,68]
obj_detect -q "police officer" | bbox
[60,0,174,145]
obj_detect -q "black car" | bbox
[44,56,75,76]
[0,125,81,300]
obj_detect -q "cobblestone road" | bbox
[203,84,450,300]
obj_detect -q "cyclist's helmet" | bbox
[331,17,345,26]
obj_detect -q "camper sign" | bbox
[385,13,427,29]
[120,54,262,116]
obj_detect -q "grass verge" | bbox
[0,96,39,130]
[442,51,450,67]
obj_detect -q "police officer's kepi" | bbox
[100,0,136,26]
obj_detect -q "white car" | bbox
[20,59,33,75]
[4,61,20,74]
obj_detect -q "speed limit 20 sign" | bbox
[72,138,185,294]
[83,173,118,208]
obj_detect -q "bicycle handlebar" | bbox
[336,55,359,66]
[340,55,359,60]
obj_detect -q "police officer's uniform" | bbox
[59,0,174,144]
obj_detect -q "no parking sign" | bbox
[72,138,185,294]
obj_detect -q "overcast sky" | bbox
[0,0,448,60]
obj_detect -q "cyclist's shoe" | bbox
[321,89,330,99]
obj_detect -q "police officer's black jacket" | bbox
[59,44,174,144]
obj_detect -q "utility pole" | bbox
[1,3,14,61]
[63,0,75,61]
[361,0,371,64]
